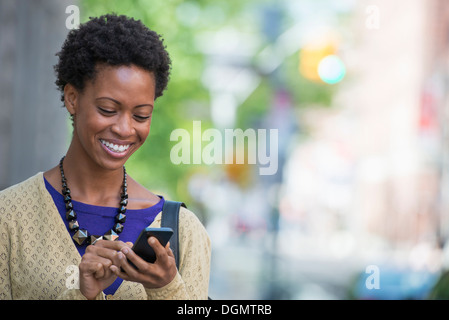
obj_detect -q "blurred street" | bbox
[199,0,449,299]
[3,0,449,300]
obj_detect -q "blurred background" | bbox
[3,0,449,299]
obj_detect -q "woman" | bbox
[0,14,211,300]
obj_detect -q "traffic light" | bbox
[299,37,345,84]
[318,54,346,84]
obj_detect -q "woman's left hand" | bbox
[112,236,178,289]
[78,240,132,299]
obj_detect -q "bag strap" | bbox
[161,200,186,269]
[161,200,212,300]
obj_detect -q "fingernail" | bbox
[121,247,129,254]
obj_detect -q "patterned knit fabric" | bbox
[0,172,211,300]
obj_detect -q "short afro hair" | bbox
[54,14,171,102]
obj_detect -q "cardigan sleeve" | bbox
[145,207,211,300]
[58,288,104,300]
[0,199,12,300]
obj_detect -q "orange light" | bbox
[299,39,337,83]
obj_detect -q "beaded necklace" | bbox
[59,156,128,246]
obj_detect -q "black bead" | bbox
[89,235,103,245]
[120,198,128,206]
[115,213,126,223]
[104,229,119,241]
[113,223,124,234]
[64,194,72,203]
[69,220,79,231]
[65,202,73,210]
[73,229,89,246]
[66,209,76,221]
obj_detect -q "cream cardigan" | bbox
[0,172,211,300]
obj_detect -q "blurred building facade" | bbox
[276,0,449,299]
[0,0,72,190]
[425,0,449,250]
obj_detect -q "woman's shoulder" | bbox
[177,205,211,264]
[0,173,44,228]
[178,205,210,239]
[0,172,43,201]
[179,205,203,225]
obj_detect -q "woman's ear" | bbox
[63,83,79,115]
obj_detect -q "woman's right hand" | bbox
[78,240,132,300]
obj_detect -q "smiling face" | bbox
[64,64,156,171]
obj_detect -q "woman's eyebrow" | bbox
[95,96,153,108]
[96,96,121,104]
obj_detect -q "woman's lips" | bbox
[100,139,131,157]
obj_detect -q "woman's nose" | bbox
[111,113,134,138]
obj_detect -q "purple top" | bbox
[44,177,164,295]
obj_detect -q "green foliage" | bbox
[283,51,336,108]
[80,0,338,203]
[427,270,449,300]
[80,0,212,201]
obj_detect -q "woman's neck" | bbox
[60,149,125,207]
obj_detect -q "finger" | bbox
[94,265,106,279]
[80,261,103,276]
[83,250,114,265]
[165,241,175,258]
[86,245,122,267]
[110,260,134,281]
[149,238,175,268]
[148,237,168,262]
[110,264,129,279]
[93,240,129,251]
[119,246,152,273]
[90,260,116,280]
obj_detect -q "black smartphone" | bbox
[126,227,173,269]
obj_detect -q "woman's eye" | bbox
[98,107,115,115]
[134,115,151,121]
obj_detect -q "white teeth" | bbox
[100,139,130,153]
